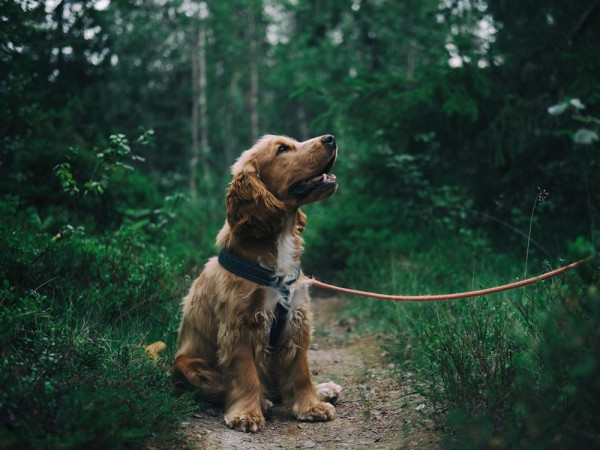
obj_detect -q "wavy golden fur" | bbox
[173,134,342,432]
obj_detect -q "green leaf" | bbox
[569,98,585,110]
[547,103,567,116]
[573,128,599,145]
[116,162,134,171]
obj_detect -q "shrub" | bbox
[320,205,600,448]
[0,131,210,448]
[0,192,197,449]
[507,255,600,448]
[0,279,194,449]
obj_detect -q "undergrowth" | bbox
[320,226,600,449]
[0,197,196,449]
[0,132,221,448]
[2,124,598,448]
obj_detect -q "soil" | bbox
[182,296,441,449]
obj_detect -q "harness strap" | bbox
[218,248,300,347]
[270,301,289,347]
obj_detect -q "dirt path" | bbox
[183,297,441,449]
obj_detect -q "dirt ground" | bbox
[182,296,441,449]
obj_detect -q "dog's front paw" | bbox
[296,401,335,422]
[224,411,266,432]
[315,381,342,405]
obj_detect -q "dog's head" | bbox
[226,134,338,237]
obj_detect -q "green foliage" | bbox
[326,222,600,448]
[509,264,600,448]
[548,97,600,145]
[53,130,151,198]
[54,163,80,195]
[0,129,206,447]
[428,252,600,449]
[0,277,194,449]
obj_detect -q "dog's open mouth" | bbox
[289,154,337,198]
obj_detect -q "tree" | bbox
[190,0,209,197]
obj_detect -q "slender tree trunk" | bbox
[297,104,309,141]
[224,70,239,166]
[406,40,416,80]
[52,1,66,73]
[190,17,199,197]
[248,3,259,143]
[190,1,209,197]
[198,17,209,182]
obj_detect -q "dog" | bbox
[173,134,342,432]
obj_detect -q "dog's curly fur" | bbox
[173,134,342,432]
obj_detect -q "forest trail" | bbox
[183,296,441,449]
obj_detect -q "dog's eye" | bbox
[276,144,290,155]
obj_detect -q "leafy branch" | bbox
[51,129,154,240]
[548,98,600,145]
[54,129,153,198]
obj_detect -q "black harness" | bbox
[218,248,301,347]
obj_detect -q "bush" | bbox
[0,130,214,447]
[0,192,198,449]
[410,242,599,449]
[333,225,600,448]
[507,257,600,448]
[0,281,194,449]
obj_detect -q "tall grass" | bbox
[314,226,600,448]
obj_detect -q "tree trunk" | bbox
[248,3,259,143]
[224,70,239,166]
[198,17,209,183]
[190,16,199,197]
[190,1,209,198]
[297,104,309,141]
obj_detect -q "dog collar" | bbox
[218,248,301,291]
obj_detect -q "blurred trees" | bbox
[1,0,598,245]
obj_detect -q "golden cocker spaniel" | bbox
[173,134,342,432]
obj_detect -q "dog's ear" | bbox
[226,160,285,238]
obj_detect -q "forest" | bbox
[1,0,599,448]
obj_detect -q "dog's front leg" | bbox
[284,346,336,422]
[221,329,266,432]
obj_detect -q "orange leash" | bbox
[308,253,599,302]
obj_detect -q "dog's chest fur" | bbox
[264,229,306,314]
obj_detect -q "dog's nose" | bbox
[321,134,336,148]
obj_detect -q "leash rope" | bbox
[308,253,599,302]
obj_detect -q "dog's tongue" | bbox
[308,173,336,183]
